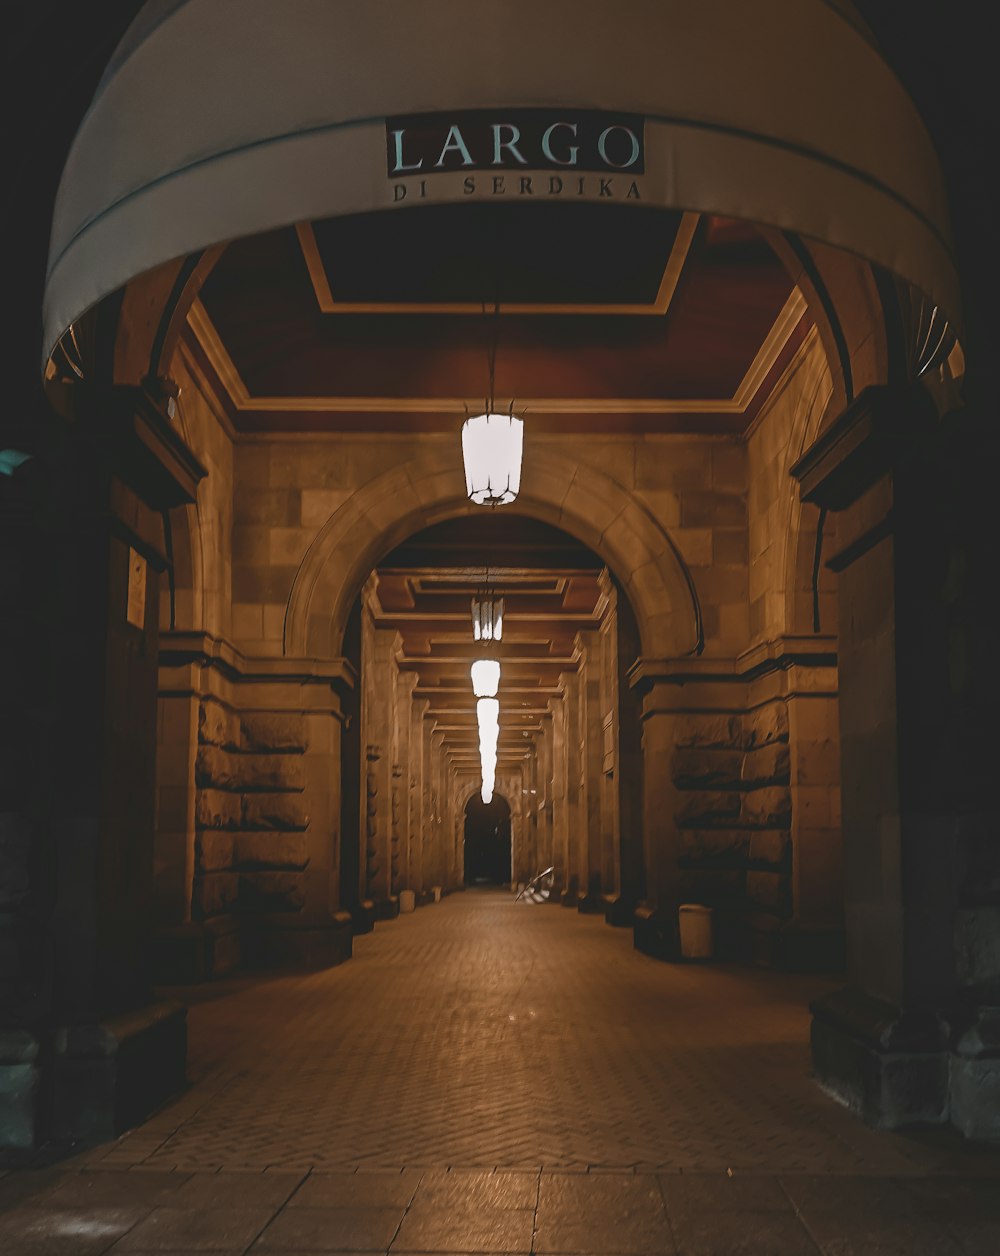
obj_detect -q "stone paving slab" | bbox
[3,891,1000,1253]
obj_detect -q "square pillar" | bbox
[1,385,204,1149]
[793,386,1000,1136]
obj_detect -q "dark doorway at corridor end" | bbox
[464,793,512,886]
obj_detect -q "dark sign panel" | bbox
[386,109,645,178]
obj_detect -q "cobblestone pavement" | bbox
[3,889,1000,1253]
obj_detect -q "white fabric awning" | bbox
[43,0,961,364]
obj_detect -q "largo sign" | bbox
[385,109,646,204]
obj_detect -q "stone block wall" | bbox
[193,698,311,922]
[672,702,793,938]
[746,329,835,643]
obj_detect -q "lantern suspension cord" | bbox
[482,299,500,413]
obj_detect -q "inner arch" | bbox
[284,447,698,662]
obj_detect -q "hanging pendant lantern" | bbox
[462,411,523,506]
[471,658,501,698]
[477,695,499,803]
[472,595,503,642]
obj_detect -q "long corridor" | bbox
[3,892,1000,1254]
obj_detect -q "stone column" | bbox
[394,670,417,894]
[0,384,203,1149]
[549,695,568,897]
[615,586,645,925]
[359,599,397,919]
[428,729,447,892]
[560,671,586,907]
[410,698,429,896]
[536,712,554,880]
[155,644,355,977]
[598,595,621,902]
[577,629,607,913]
[630,673,686,954]
[793,386,1000,1137]
[515,752,538,886]
[784,663,843,968]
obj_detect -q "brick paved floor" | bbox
[3,889,1000,1253]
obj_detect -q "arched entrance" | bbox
[7,0,992,1159]
[341,514,647,927]
[463,793,512,886]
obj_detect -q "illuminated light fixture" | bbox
[461,301,524,507]
[481,784,493,805]
[471,658,501,698]
[477,695,500,804]
[477,698,499,738]
[462,410,523,506]
[472,594,503,642]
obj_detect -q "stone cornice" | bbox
[790,385,908,512]
[158,631,356,693]
[628,634,837,694]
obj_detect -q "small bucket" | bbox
[678,904,713,960]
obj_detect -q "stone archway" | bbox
[284,447,699,663]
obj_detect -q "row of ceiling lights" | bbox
[461,310,524,806]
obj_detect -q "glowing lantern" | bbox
[472,595,503,642]
[462,412,523,506]
[471,658,501,698]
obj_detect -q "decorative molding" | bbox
[295,213,699,317]
[790,385,906,510]
[185,285,808,424]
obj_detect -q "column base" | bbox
[349,900,376,934]
[950,1007,1000,1142]
[810,988,949,1129]
[374,896,400,921]
[577,893,605,915]
[52,1002,187,1146]
[152,917,241,983]
[242,911,353,970]
[560,889,581,909]
[415,889,436,908]
[632,905,681,961]
[0,1031,39,1153]
[604,895,638,927]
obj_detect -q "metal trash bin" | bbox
[678,904,713,959]
[399,889,415,913]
